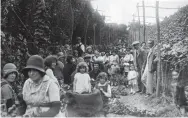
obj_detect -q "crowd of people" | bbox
[1,37,188,117]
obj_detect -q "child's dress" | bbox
[95,82,111,115]
[127,70,138,92]
[73,73,91,94]
[108,64,120,85]
[123,54,134,63]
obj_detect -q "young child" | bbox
[73,62,91,94]
[171,70,179,104]
[108,61,120,86]
[127,64,138,94]
[95,72,111,117]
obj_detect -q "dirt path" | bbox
[117,93,182,117]
[109,86,182,117]
[120,94,154,112]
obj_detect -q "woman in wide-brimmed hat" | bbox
[22,55,62,117]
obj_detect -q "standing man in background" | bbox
[141,40,158,97]
[76,37,85,57]
[132,41,147,93]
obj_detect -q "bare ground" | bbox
[109,86,183,117]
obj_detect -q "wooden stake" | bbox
[93,23,96,45]
[84,14,89,46]
[156,1,161,97]
[137,3,141,42]
[142,1,146,42]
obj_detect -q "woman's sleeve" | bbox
[130,54,134,61]
[88,75,91,92]
[22,79,29,101]
[1,85,14,110]
[48,81,60,102]
[39,101,61,117]
[1,85,13,100]
[73,74,77,92]
[46,69,55,79]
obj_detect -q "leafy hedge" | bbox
[146,5,188,70]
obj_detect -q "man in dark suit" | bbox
[132,41,147,93]
[76,37,85,57]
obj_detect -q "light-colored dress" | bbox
[128,70,138,92]
[73,73,91,94]
[22,75,62,117]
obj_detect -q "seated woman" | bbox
[1,63,20,115]
[22,55,61,117]
[94,72,111,116]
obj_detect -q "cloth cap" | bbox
[84,54,91,59]
[86,46,92,50]
[132,41,140,46]
[3,63,18,78]
[77,57,84,64]
[57,52,65,59]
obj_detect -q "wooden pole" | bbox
[142,1,146,42]
[93,23,96,46]
[137,3,141,42]
[156,1,161,97]
[108,28,110,45]
[99,26,102,45]
[69,0,74,51]
[84,14,89,46]
[133,14,137,41]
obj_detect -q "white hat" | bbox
[132,41,140,46]
[123,63,130,66]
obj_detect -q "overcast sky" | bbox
[91,0,188,25]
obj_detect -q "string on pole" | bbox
[138,6,179,9]
[135,16,164,19]
[11,7,34,38]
